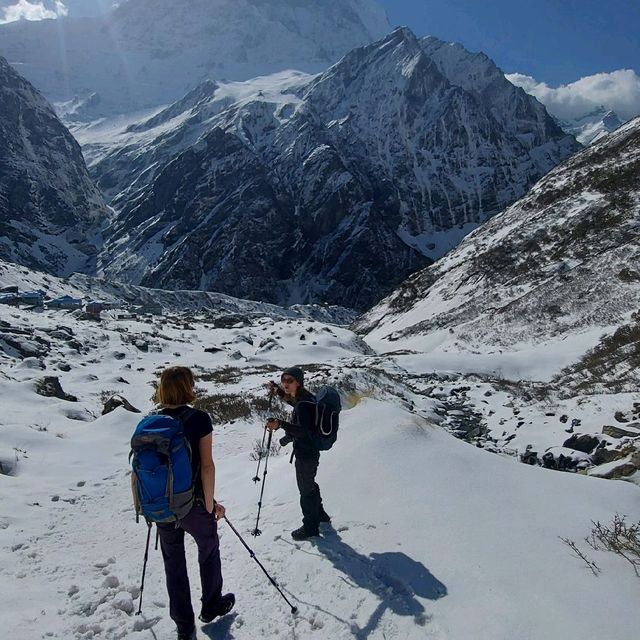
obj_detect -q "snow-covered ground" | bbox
[1,266,639,640]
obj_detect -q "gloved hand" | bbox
[279,434,293,447]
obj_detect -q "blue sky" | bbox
[1,1,637,84]
[378,0,640,85]
[1,0,639,119]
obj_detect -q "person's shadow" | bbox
[310,527,447,639]
[200,612,237,639]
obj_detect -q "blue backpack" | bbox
[130,409,195,523]
[314,387,341,451]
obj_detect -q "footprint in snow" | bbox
[133,615,161,631]
[94,557,116,570]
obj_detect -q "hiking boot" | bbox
[291,526,319,541]
[199,593,235,623]
[176,628,196,640]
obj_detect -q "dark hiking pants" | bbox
[157,502,223,635]
[295,453,324,534]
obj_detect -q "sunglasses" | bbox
[281,376,296,384]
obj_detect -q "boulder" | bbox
[16,357,45,370]
[602,423,640,439]
[588,453,640,480]
[0,332,50,359]
[204,346,224,353]
[520,450,539,465]
[0,456,17,476]
[134,340,149,352]
[35,377,77,402]
[257,338,282,353]
[591,443,627,466]
[112,591,135,615]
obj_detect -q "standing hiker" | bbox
[265,366,330,540]
[155,366,235,640]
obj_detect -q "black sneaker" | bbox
[177,628,196,640]
[199,593,235,623]
[291,526,319,541]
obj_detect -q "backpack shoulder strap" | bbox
[157,406,196,428]
[172,406,196,426]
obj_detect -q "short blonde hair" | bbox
[156,366,196,406]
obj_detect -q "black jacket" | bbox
[278,388,318,458]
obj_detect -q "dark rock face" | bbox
[603,423,640,439]
[102,395,141,415]
[0,57,109,275]
[0,326,50,359]
[95,29,578,310]
[35,376,77,402]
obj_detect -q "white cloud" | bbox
[507,69,640,122]
[0,0,68,24]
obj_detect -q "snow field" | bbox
[0,292,639,639]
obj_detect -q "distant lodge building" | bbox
[0,291,114,314]
[0,288,132,315]
[0,290,46,306]
[85,301,104,316]
[46,295,83,310]
[132,302,164,316]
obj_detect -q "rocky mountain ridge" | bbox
[86,28,579,310]
[0,56,109,276]
[358,116,640,391]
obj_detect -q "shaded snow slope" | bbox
[359,116,640,366]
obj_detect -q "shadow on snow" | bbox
[310,526,447,639]
[200,612,238,639]
[199,527,446,639]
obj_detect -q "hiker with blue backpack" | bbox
[266,366,339,541]
[130,366,234,640]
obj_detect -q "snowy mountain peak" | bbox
[557,105,624,145]
[420,35,502,92]
[0,0,391,116]
[79,28,579,310]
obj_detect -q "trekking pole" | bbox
[252,428,272,536]
[136,522,153,615]
[225,516,298,615]
[252,393,273,482]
